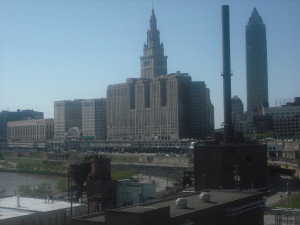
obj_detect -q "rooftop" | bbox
[77,190,264,223]
[0,196,80,220]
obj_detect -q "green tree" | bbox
[17,182,51,198]
[55,179,68,194]
[17,184,33,197]
[0,189,6,197]
[34,182,51,198]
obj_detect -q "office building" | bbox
[7,119,54,141]
[107,9,213,141]
[246,8,268,112]
[231,95,244,116]
[0,109,43,140]
[231,95,247,133]
[82,98,107,140]
[191,82,213,138]
[54,100,83,140]
[262,97,300,137]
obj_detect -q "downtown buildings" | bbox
[106,9,214,141]
[1,9,214,152]
[53,99,107,140]
[232,8,269,134]
[0,109,44,140]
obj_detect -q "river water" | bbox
[0,172,65,196]
[0,172,173,196]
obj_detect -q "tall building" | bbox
[107,9,213,141]
[246,8,268,112]
[231,95,244,116]
[0,109,44,140]
[231,95,247,133]
[140,9,167,79]
[191,81,213,138]
[54,100,82,140]
[107,72,193,140]
[82,98,107,140]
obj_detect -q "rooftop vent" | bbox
[199,192,211,203]
[17,195,20,207]
[176,198,188,209]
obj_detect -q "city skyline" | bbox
[1,0,299,128]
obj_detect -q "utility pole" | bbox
[233,165,240,191]
[287,182,290,208]
[202,174,207,190]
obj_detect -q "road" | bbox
[136,174,175,192]
[264,174,298,225]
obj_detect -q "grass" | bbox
[112,169,135,180]
[16,160,67,174]
[280,193,300,208]
[0,160,14,168]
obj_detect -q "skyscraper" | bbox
[246,8,268,113]
[140,9,167,79]
[106,9,214,140]
[54,100,82,140]
[231,95,244,116]
[82,98,107,140]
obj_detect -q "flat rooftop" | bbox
[0,196,80,220]
[78,190,264,223]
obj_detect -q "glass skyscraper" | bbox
[246,8,268,112]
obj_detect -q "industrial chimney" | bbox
[221,5,234,143]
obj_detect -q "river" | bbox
[0,172,173,196]
[0,172,65,196]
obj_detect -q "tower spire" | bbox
[140,9,168,79]
[150,8,157,30]
[248,7,263,24]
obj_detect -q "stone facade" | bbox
[0,109,43,140]
[7,119,54,141]
[82,98,107,140]
[107,73,192,140]
[107,9,213,141]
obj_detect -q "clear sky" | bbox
[1,0,299,128]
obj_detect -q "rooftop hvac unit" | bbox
[176,198,188,209]
[199,192,211,203]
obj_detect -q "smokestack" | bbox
[221,5,234,143]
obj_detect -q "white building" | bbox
[116,179,156,208]
[263,106,300,120]
[0,196,86,225]
[7,119,54,141]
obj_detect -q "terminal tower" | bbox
[140,9,168,79]
[106,9,214,141]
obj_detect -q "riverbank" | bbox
[0,159,68,176]
[0,167,67,176]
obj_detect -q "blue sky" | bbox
[0,0,299,128]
